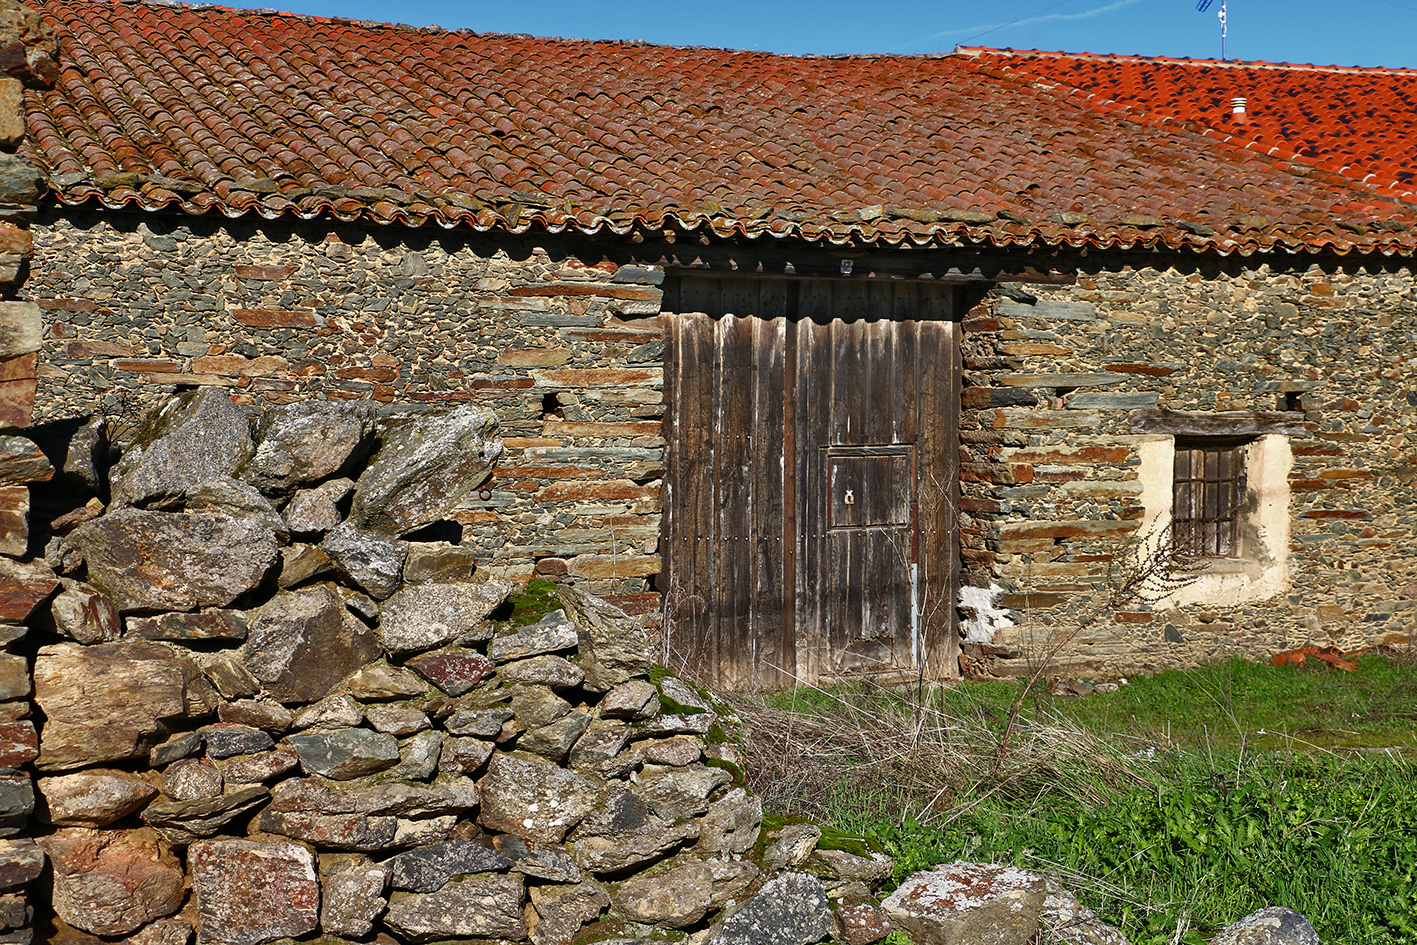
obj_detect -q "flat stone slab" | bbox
[707,872,833,945]
[489,609,580,663]
[382,872,526,944]
[382,840,512,892]
[405,648,495,695]
[37,771,157,827]
[69,508,277,613]
[288,728,401,780]
[882,862,1047,945]
[190,838,319,945]
[377,579,511,655]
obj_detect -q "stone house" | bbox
[11,0,1417,687]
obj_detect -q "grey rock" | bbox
[221,747,300,785]
[404,541,479,583]
[323,520,407,599]
[445,705,514,738]
[707,858,761,906]
[439,737,495,776]
[559,586,652,691]
[764,824,822,870]
[638,676,717,736]
[572,816,699,874]
[351,404,503,535]
[642,764,734,818]
[190,838,319,945]
[320,855,389,938]
[478,753,603,843]
[140,785,269,846]
[365,704,430,736]
[216,699,293,733]
[239,585,380,704]
[277,542,334,590]
[61,417,108,492]
[501,654,585,689]
[637,735,702,767]
[708,873,833,945]
[283,477,352,534]
[377,578,512,655]
[257,808,399,853]
[40,827,184,937]
[0,434,51,485]
[109,389,253,509]
[494,835,583,883]
[406,648,495,696]
[160,758,223,801]
[383,872,526,944]
[523,710,593,763]
[571,782,650,838]
[390,729,443,781]
[615,860,715,928]
[530,879,611,945]
[199,723,274,759]
[34,641,218,771]
[569,720,631,771]
[0,840,41,893]
[696,787,762,855]
[292,693,363,730]
[812,848,893,883]
[1039,883,1130,945]
[48,579,121,644]
[382,839,512,892]
[512,685,572,727]
[392,815,458,848]
[0,778,29,831]
[343,662,429,700]
[149,732,203,767]
[243,401,376,496]
[1211,906,1319,945]
[490,609,580,662]
[882,862,1047,945]
[289,728,401,780]
[37,770,158,826]
[127,609,248,643]
[68,509,277,613]
[185,476,288,540]
[599,679,660,719]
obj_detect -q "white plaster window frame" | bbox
[1135,433,1292,608]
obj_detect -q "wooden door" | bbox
[663,276,958,690]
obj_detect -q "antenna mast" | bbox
[1195,0,1228,60]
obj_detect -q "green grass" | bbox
[741,650,1417,945]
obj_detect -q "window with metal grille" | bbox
[1172,439,1248,557]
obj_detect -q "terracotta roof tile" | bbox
[21,0,1417,255]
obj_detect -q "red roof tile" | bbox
[961,48,1417,201]
[21,0,1417,255]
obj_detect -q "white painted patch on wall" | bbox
[959,584,1014,644]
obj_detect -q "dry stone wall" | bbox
[958,257,1417,677]
[4,388,900,945]
[26,211,667,612]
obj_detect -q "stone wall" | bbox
[5,387,898,945]
[958,256,1417,677]
[25,211,667,612]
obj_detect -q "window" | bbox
[1172,438,1248,558]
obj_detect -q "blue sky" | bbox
[269,0,1417,67]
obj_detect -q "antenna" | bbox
[1195,0,1228,59]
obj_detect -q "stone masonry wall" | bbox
[25,211,666,615]
[958,256,1417,678]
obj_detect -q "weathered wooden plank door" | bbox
[663,276,958,690]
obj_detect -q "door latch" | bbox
[844,489,855,506]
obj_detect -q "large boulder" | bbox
[378,578,512,656]
[478,753,603,843]
[68,508,278,613]
[36,771,158,827]
[242,401,377,495]
[322,520,406,599]
[350,404,502,535]
[707,872,833,945]
[109,388,253,508]
[382,873,527,944]
[558,586,652,691]
[882,862,1048,945]
[34,641,218,770]
[39,827,184,936]
[190,838,319,945]
[239,585,380,704]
